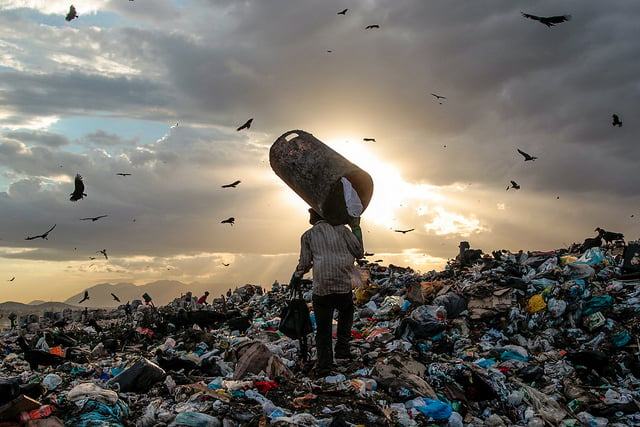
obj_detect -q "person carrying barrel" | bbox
[290,208,363,376]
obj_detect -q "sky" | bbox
[0,0,639,304]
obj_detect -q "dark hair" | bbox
[309,208,323,224]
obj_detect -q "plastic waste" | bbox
[42,373,63,390]
[168,411,221,427]
[20,405,56,423]
[107,357,165,393]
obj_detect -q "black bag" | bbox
[279,287,313,360]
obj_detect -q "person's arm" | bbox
[293,232,313,278]
[348,216,363,246]
[343,222,364,259]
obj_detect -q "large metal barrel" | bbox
[270,130,374,225]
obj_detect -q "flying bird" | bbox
[517,148,537,161]
[222,263,230,267]
[337,8,348,15]
[80,215,108,222]
[431,93,447,104]
[521,12,571,27]
[97,249,108,259]
[116,173,131,176]
[236,118,253,131]
[363,138,376,142]
[221,217,235,226]
[78,290,89,304]
[221,180,241,188]
[25,224,57,240]
[89,256,96,260]
[65,5,78,21]
[8,277,15,282]
[394,228,415,234]
[506,180,521,190]
[612,114,622,127]
[365,24,380,29]
[69,173,87,201]
[111,293,121,302]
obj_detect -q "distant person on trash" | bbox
[291,208,364,376]
[197,291,210,306]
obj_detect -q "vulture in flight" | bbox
[116,173,131,176]
[521,12,571,27]
[221,180,241,188]
[365,24,380,29]
[65,5,78,21]
[506,180,521,190]
[612,114,622,127]
[236,118,253,131]
[8,277,15,282]
[431,93,446,104]
[97,249,108,260]
[80,215,108,222]
[25,224,57,240]
[363,138,376,142]
[337,9,348,15]
[111,293,121,302]
[70,173,86,201]
[78,290,89,304]
[517,148,537,162]
[394,228,415,234]
[221,217,235,226]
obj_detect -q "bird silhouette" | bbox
[8,277,15,282]
[521,12,571,27]
[65,5,78,21]
[69,173,86,201]
[80,215,108,222]
[25,224,57,240]
[612,114,622,127]
[431,93,447,104]
[222,263,230,267]
[221,217,235,226]
[365,24,380,29]
[517,148,537,161]
[78,290,89,304]
[89,256,96,260]
[363,138,376,142]
[221,180,241,188]
[236,118,253,131]
[97,249,108,259]
[394,228,415,234]
[116,173,131,176]
[506,180,521,190]
[337,8,348,15]
[111,293,121,302]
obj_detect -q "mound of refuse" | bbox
[1,241,640,426]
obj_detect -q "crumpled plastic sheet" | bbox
[65,399,130,427]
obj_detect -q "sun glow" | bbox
[325,139,443,227]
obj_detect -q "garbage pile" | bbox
[2,240,640,426]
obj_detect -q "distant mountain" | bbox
[0,301,79,314]
[28,300,46,305]
[63,280,211,308]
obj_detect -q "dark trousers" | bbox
[312,291,354,369]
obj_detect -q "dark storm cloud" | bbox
[0,71,171,121]
[3,131,70,148]
[84,130,139,147]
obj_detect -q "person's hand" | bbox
[289,273,302,290]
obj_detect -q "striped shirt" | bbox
[294,220,364,296]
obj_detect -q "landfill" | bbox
[2,240,640,426]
